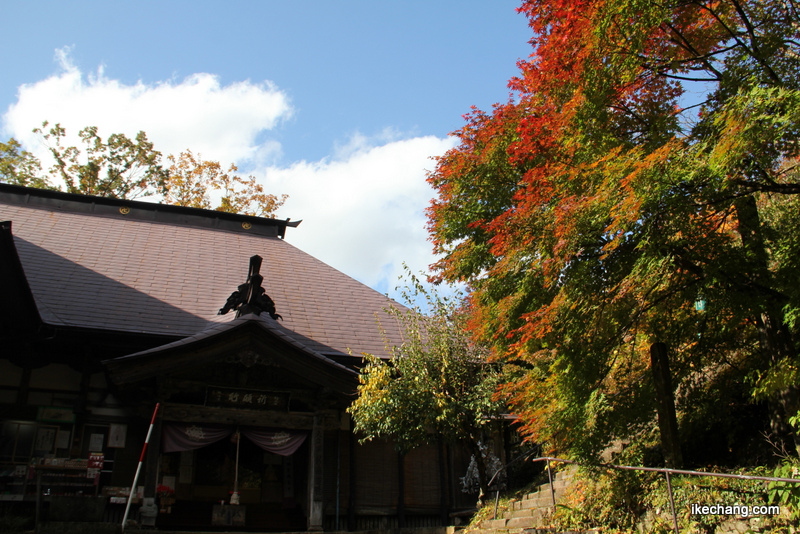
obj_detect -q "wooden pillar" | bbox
[437,439,449,526]
[397,452,406,528]
[307,413,324,531]
[650,342,683,468]
[74,351,92,415]
[15,366,31,406]
[347,430,357,531]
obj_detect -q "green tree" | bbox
[2,123,287,217]
[166,150,287,216]
[428,0,800,461]
[347,274,504,501]
[35,122,169,199]
[0,138,49,189]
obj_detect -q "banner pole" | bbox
[231,428,241,505]
[121,402,160,532]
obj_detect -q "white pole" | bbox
[121,403,160,532]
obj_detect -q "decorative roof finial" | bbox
[218,255,282,320]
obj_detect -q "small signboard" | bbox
[87,452,104,481]
[108,424,127,448]
[89,433,105,452]
[37,406,75,423]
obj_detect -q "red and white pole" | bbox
[121,402,160,532]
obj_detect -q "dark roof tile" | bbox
[1,197,405,358]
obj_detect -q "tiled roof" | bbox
[105,313,359,393]
[0,185,405,358]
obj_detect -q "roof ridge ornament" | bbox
[218,255,283,320]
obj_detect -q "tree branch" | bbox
[729,0,783,84]
[661,21,725,81]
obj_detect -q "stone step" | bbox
[506,509,551,529]
[523,489,549,501]
[480,518,510,529]
[508,507,536,519]
[480,505,550,529]
[505,516,537,529]
[508,504,552,519]
[517,492,555,509]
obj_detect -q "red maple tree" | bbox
[428,0,800,460]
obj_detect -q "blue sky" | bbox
[1,1,532,299]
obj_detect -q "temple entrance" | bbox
[157,425,309,531]
[103,312,358,531]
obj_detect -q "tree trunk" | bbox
[468,440,490,507]
[650,342,683,468]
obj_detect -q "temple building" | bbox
[0,183,475,531]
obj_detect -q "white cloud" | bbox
[264,133,456,296]
[3,47,292,165]
[1,50,457,300]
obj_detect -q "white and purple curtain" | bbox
[162,423,307,456]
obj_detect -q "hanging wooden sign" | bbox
[205,386,289,411]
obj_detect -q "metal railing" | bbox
[498,456,800,533]
[487,447,540,520]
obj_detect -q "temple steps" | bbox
[464,467,599,534]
